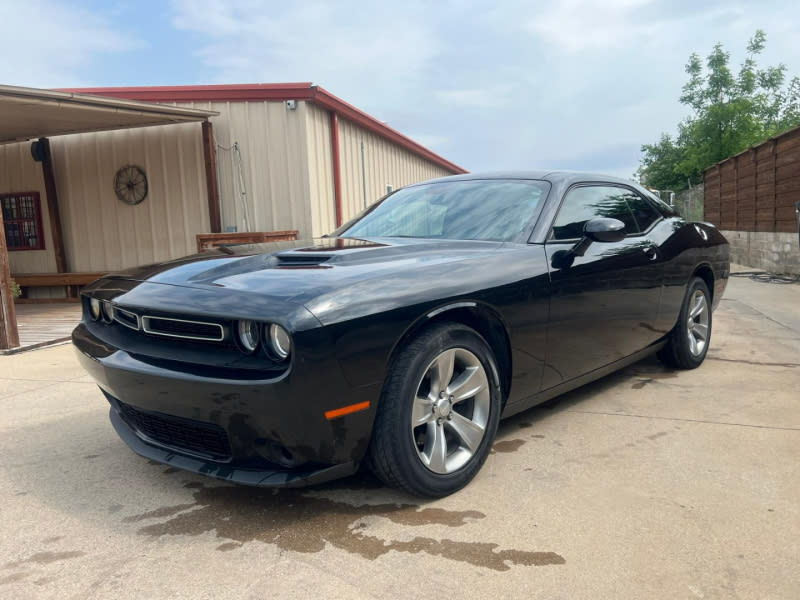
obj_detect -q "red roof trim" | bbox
[57,83,467,174]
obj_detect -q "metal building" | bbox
[0,83,466,350]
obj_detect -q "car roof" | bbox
[416,170,638,187]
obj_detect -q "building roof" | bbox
[0,85,217,144]
[58,83,468,174]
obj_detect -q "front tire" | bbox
[367,322,502,497]
[658,276,712,369]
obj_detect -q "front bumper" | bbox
[73,323,380,487]
[108,406,358,487]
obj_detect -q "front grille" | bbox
[117,401,232,461]
[141,316,224,341]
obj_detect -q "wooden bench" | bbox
[12,272,107,302]
[196,230,299,252]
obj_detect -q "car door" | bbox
[541,184,664,389]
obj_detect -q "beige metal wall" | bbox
[0,142,58,275]
[50,122,209,272]
[333,117,454,232]
[304,104,336,237]
[173,100,313,239]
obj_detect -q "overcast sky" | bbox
[2,0,800,178]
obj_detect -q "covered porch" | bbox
[0,303,82,354]
[0,84,220,351]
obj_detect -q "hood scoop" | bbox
[273,253,333,268]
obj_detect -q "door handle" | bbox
[643,244,658,261]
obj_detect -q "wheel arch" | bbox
[388,301,513,404]
[691,262,715,301]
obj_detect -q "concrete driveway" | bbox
[1,272,798,599]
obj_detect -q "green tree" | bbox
[638,30,800,191]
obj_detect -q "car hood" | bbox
[107,237,507,304]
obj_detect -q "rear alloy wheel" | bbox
[367,322,502,497]
[658,276,713,369]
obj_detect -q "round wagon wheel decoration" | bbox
[114,165,148,205]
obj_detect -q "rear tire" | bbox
[367,322,502,497]
[658,276,712,370]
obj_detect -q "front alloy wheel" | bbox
[411,348,491,474]
[368,322,502,497]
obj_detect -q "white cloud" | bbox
[169,0,441,116]
[525,0,660,54]
[0,0,142,87]
[434,86,515,109]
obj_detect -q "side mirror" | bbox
[551,217,627,270]
[584,217,626,243]
[567,217,626,259]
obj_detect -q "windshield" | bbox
[339,179,550,242]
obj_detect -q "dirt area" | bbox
[1,273,798,599]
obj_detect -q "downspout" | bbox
[329,112,343,228]
[360,140,367,210]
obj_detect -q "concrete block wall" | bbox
[721,230,800,274]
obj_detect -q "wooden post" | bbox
[201,121,221,234]
[0,206,20,350]
[38,137,73,296]
[39,138,67,273]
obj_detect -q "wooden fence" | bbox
[196,230,298,252]
[704,125,800,232]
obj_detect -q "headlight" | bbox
[237,320,260,353]
[101,301,114,323]
[89,298,101,320]
[268,324,291,360]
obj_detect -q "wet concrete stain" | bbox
[646,431,668,440]
[42,536,63,544]
[126,484,563,571]
[123,503,196,523]
[0,572,31,585]
[627,363,678,382]
[216,542,242,552]
[492,439,526,453]
[4,551,85,569]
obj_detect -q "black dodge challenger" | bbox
[74,172,729,497]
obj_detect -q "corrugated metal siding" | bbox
[336,117,454,224]
[51,122,209,272]
[172,100,313,239]
[304,104,336,237]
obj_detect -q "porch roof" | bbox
[0,84,217,144]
